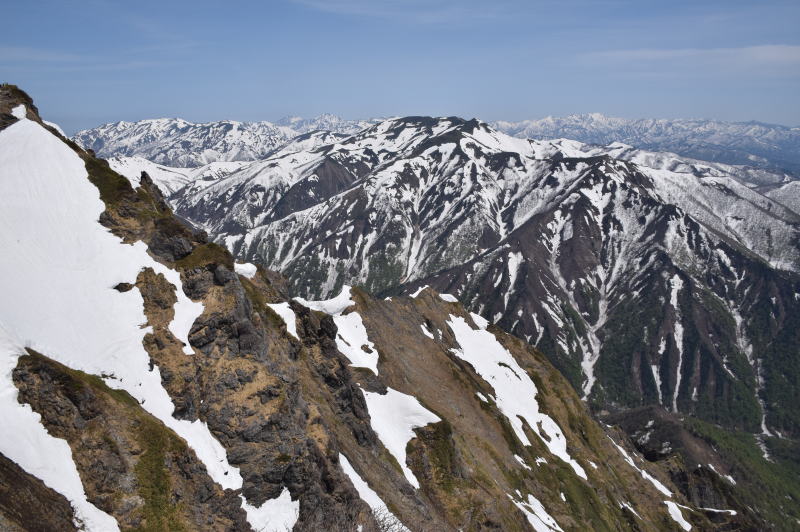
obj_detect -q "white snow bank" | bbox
[664,501,692,530]
[339,453,408,531]
[508,493,563,532]
[0,324,120,531]
[361,387,440,488]
[11,104,25,119]
[296,286,379,374]
[267,302,299,340]
[240,488,299,532]
[447,315,586,479]
[234,262,258,279]
[0,119,243,507]
[439,293,458,303]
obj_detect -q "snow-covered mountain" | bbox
[6,85,765,531]
[276,113,380,135]
[493,113,800,176]
[152,117,800,448]
[72,115,375,168]
[77,112,800,178]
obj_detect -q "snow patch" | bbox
[664,501,692,531]
[240,488,299,532]
[508,493,563,532]
[706,463,736,485]
[514,454,532,471]
[650,363,663,405]
[410,285,429,297]
[339,453,408,531]
[267,302,299,340]
[619,502,641,519]
[669,274,685,412]
[447,315,586,479]
[701,507,737,515]
[361,388,440,488]
[234,262,258,278]
[11,104,25,119]
[44,120,66,137]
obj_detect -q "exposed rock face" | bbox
[13,351,249,531]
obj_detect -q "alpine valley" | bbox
[0,83,797,532]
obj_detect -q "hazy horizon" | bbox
[3,0,799,133]
[69,111,798,137]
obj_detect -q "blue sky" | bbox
[2,0,799,133]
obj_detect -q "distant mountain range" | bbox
[492,113,800,176]
[75,113,800,177]
[73,115,380,167]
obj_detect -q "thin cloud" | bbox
[581,44,800,76]
[290,0,508,23]
[0,46,85,63]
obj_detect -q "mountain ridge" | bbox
[74,112,800,176]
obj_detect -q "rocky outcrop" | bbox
[13,350,249,531]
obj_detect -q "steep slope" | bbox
[73,115,373,168]
[2,84,749,530]
[167,116,800,443]
[760,180,800,215]
[493,113,800,175]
